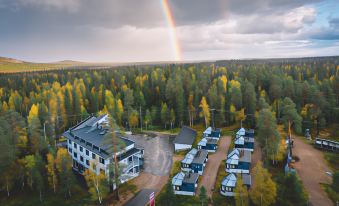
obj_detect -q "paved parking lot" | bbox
[126,133,174,176]
[124,133,174,206]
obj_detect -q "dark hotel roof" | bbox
[63,115,135,159]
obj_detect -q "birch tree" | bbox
[199,96,210,127]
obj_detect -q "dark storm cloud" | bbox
[0,0,338,62]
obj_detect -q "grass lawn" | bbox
[322,183,339,204]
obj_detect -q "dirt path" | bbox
[293,136,333,206]
[198,136,231,197]
[251,141,262,168]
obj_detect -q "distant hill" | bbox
[52,60,89,65]
[0,57,25,64]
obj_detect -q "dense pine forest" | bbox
[0,56,338,205]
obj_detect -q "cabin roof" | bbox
[198,137,218,146]
[172,172,199,186]
[221,173,251,187]
[226,148,251,164]
[181,148,208,165]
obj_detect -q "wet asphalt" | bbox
[126,133,174,176]
[124,133,174,206]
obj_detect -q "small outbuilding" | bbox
[173,126,197,152]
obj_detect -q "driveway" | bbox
[198,136,231,197]
[293,136,332,206]
[251,141,262,168]
[123,133,174,206]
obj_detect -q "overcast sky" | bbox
[0,0,338,62]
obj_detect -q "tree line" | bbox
[0,56,338,203]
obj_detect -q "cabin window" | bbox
[86,149,89,156]
[92,153,96,159]
[80,146,83,152]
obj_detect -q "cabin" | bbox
[181,148,208,175]
[63,114,144,187]
[245,129,254,138]
[220,173,251,197]
[234,128,254,152]
[197,138,218,152]
[315,138,339,153]
[203,127,221,140]
[173,126,197,152]
[225,148,251,174]
[172,172,199,196]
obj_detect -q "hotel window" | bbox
[80,146,83,152]
[86,149,89,156]
[92,153,96,159]
[73,152,77,158]
[80,156,84,162]
[86,159,89,166]
[73,143,77,149]
[68,148,72,153]
[99,157,105,164]
[68,139,71,144]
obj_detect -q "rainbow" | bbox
[161,0,182,61]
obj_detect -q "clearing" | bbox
[293,136,333,206]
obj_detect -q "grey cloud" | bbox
[329,17,339,28]
[0,0,324,27]
[0,0,337,62]
[309,16,339,40]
